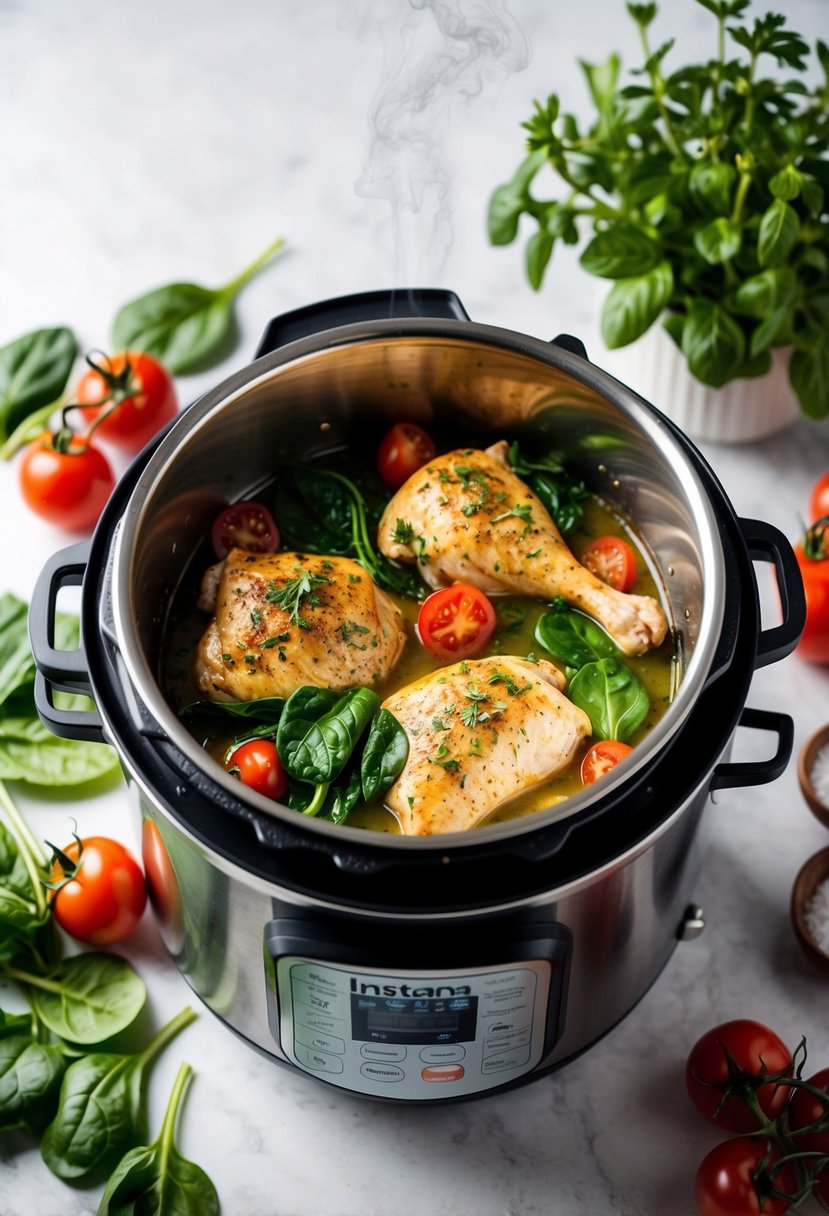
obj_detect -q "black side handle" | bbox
[29,541,106,744]
[255,289,471,358]
[709,706,794,791]
[740,518,806,669]
[550,334,589,361]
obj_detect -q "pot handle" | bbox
[254,289,471,357]
[29,541,105,744]
[740,517,806,670]
[709,706,793,791]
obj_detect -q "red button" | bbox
[421,1065,465,1083]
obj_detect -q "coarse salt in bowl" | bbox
[791,847,829,977]
[798,724,829,831]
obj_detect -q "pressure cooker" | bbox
[30,290,805,1104]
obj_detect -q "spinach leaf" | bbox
[0,784,49,952]
[0,1008,32,1039]
[276,686,340,774]
[97,1063,219,1216]
[0,733,120,786]
[506,442,588,536]
[325,766,363,825]
[0,1035,66,1134]
[568,657,650,741]
[360,709,409,803]
[0,593,36,707]
[290,687,380,786]
[15,953,146,1044]
[41,1006,195,1185]
[535,607,620,674]
[0,327,77,441]
[274,467,354,554]
[180,696,285,724]
[112,237,285,374]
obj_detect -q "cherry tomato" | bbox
[377,422,437,489]
[211,501,281,559]
[581,535,637,592]
[76,351,178,451]
[695,1137,799,1216]
[686,1020,792,1133]
[787,1067,829,1158]
[809,473,829,523]
[226,738,287,799]
[580,740,633,785]
[141,819,183,948]
[795,524,829,664]
[50,836,147,945]
[19,432,115,532]
[417,583,497,661]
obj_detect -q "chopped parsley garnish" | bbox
[260,632,291,649]
[341,620,371,649]
[264,568,330,629]
[250,607,262,628]
[429,743,461,773]
[392,518,416,544]
[432,716,450,732]
[487,669,533,696]
[454,464,487,491]
[491,503,534,527]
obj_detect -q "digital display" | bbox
[350,993,479,1045]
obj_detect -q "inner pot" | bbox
[110,318,725,851]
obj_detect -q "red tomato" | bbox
[809,474,829,523]
[581,535,637,592]
[76,351,178,451]
[795,525,829,664]
[226,738,287,799]
[211,501,281,559]
[50,836,147,945]
[417,583,497,661]
[580,740,633,785]
[695,1137,799,1216]
[685,1020,792,1133]
[377,423,437,488]
[141,819,183,947]
[19,432,115,532]
[787,1066,829,1158]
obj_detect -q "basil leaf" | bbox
[290,687,380,786]
[757,199,799,267]
[768,164,803,201]
[689,161,736,214]
[733,268,798,318]
[693,218,742,265]
[487,150,547,246]
[0,327,77,440]
[790,344,829,421]
[568,657,650,741]
[276,687,340,774]
[112,238,285,374]
[526,229,555,290]
[535,608,619,674]
[0,1036,66,1135]
[600,262,673,349]
[360,709,409,803]
[580,225,660,279]
[681,299,746,387]
[29,953,146,1044]
[98,1064,219,1216]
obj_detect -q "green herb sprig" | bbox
[489,0,829,416]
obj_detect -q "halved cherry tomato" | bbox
[377,422,437,489]
[76,351,178,451]
[211,501,280,559]
[49,836,147,945]
[581,535,637,592]
[809,473,829,523]
[580,740,633,785]
[417,583,497,661]
[685,1020,792,1133]
[226,738,287,799]
[19,432,115,531]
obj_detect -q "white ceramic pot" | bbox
[603,322,801,445]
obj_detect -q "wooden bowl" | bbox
[791,846,829,977]
[798,724,829,831]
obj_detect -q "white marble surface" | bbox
[1,1,829,1213]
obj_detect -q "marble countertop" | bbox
[2,1,828,1213]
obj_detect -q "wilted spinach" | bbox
[535,604,620,675]
[360,708,410,804]
[97,1063,219,1216]
[506,442,588,535]
[568,657,650,741]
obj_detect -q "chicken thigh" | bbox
[382,656,591,835]
[377,441,668,656]
[195,551,405,701]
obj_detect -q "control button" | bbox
[290,977,348,1020]
[419,1045,466,1064]
[484,1025,531,1053]
[292,1003,345,1037]
[481,1044,532,1075]
[360,1062,405,1083]
[421,1065,465,1083]
[295,1025,346,1056]
[294,1043,344,1075]
[360,1043,407,1062]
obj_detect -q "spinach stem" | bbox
[0,779,47,918]
[3,965,63,993]
[220,237,287,298]
[0,399,63,460]
[138,1006,196,1067]
[158,1063,193,1173]
[303,783,330,817]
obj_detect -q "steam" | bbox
[355,0,530,283]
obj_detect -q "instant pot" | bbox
[30,290,805,1103]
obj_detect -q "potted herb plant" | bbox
[488,0,829,442]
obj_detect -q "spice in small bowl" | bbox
[791,846,829,976]
[797,724,829,830]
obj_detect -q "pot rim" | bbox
[110,316,726,851]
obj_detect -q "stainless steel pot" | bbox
[31,290,805,1102]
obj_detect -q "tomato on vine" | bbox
[695,1137,799,1216]
[19,430,114,531]
[75,350,178,451]
[47,834,147,945]
[685,1019,792,1132]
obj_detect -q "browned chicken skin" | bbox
[377,441,668,656]
[382,656,591,835]
[195,551,406,701]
